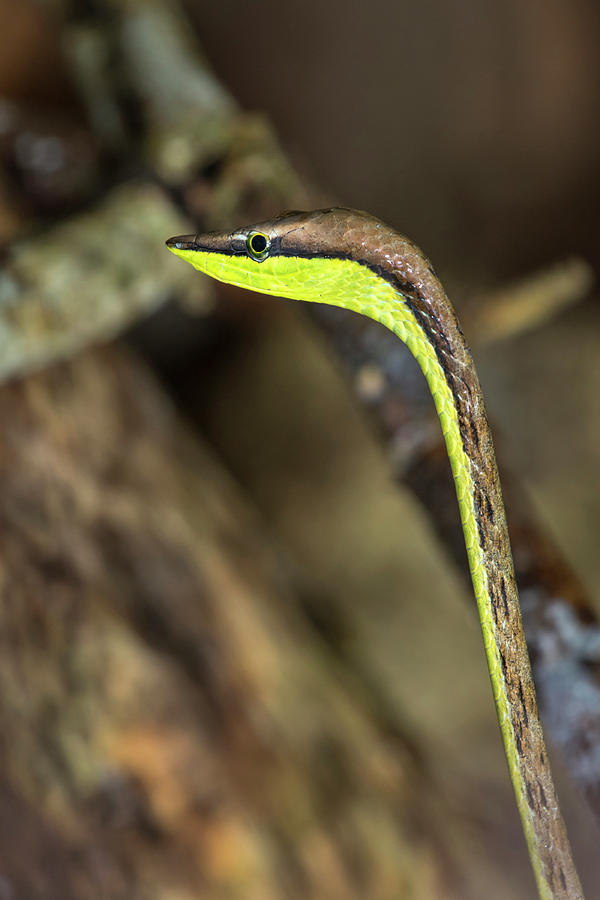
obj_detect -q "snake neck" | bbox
[352,242,581,898]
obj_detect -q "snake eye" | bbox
[247,231,270,261]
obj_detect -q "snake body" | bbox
[167,208,583,899]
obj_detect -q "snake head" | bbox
[166,207,434,311]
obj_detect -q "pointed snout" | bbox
[165,234,198,251]
[166,230,233,255]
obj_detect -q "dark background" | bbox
[192,0,600,279]
[0,1,599,898]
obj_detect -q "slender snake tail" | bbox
[167,208,584,899]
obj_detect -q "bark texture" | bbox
[0,346,465,899]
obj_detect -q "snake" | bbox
[166,208,583,899]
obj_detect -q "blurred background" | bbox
[0,1,599,898]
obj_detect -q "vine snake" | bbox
[166,208,583,899]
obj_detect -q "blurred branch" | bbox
[468,257,594,344]
[57,0,237,173]
[0,182,196,380]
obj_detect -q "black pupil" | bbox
[250,234,267,254]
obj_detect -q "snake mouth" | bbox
[165,234,198,251]
[166,231,233,254]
